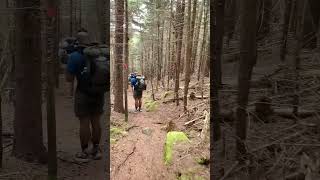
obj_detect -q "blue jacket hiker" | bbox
[65,30,108,163]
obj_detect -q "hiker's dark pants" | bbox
[133,90,143,109]
[133,90,143,99]
[74,90,104,150]
[74,90,104,117]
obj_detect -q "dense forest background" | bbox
[213,0,320,179]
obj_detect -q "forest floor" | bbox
[0,75,107,180]
[213,39,320,179]
[110,78,210,180]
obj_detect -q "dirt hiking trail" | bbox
[52,80,107,180]
[0,75,107,180]
[111,88,210,180]
[111,91,174,180]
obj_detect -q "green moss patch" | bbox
[110,127,127,143]
[164,131,190,165]
[144,98,158,112]
[177,170,206,180]
[162,91,174,99]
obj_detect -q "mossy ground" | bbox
[164,131,190,165]
[144,98,158,112]
[110,126,127,144]
[176,167,206,180]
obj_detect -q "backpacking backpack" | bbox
[135,77,146,91]
[79,44,110,95]
[64,37,77,54]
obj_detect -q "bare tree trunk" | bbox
[167,17,172,91]
[280,0,293,62]
[0,95,2,168]
[288,0,297,33]
[46,0,58,177]
[55,5,60,88]
[161,20,166,88]
[191,0,204,74]
[156,2,161,91]
[141,49,144,75]
[167,0,175,91]
[151,39,156,100]
[174,0,185,106]
[13,0,47,163]
[70,0,73,36]
[74,0,78,30]
[197,4,209,81]
[183,0,197,110]
[96,0,107,44]
[293,0,307,116]
[124,0,129,121]
[317,18,320,53]
[212,0,224,142]
[236,0,257,160]
[79,0,82,27]
[213,0,225,86]
[114,0,125,113]
[69,0,74,96]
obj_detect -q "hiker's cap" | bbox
[76,31,90,46]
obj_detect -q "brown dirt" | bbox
[111,91,174,180]
[0,75,107,180]
[111,85,210,180]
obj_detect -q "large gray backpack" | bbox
[80,44,110,95]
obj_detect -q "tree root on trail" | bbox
[126,125,139,131]
[115,145,136,174]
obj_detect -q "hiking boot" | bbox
[91,146,102,160]
[75,149,91,163]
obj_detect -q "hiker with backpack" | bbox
[129,72,137,92]
[66,31,109,162]
[58,37,76,64]
[59,28,88,65]
[130,73,146,112]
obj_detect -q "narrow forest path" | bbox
[111,91,175,180]
[51,76,107,180]
[0,74,108,180]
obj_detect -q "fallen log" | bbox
[275,109,315,119]
[194,96,209,99]
[163,95,208,103]
[162,97,183,104]
[184,115,205,126]
[220,108,316,123]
